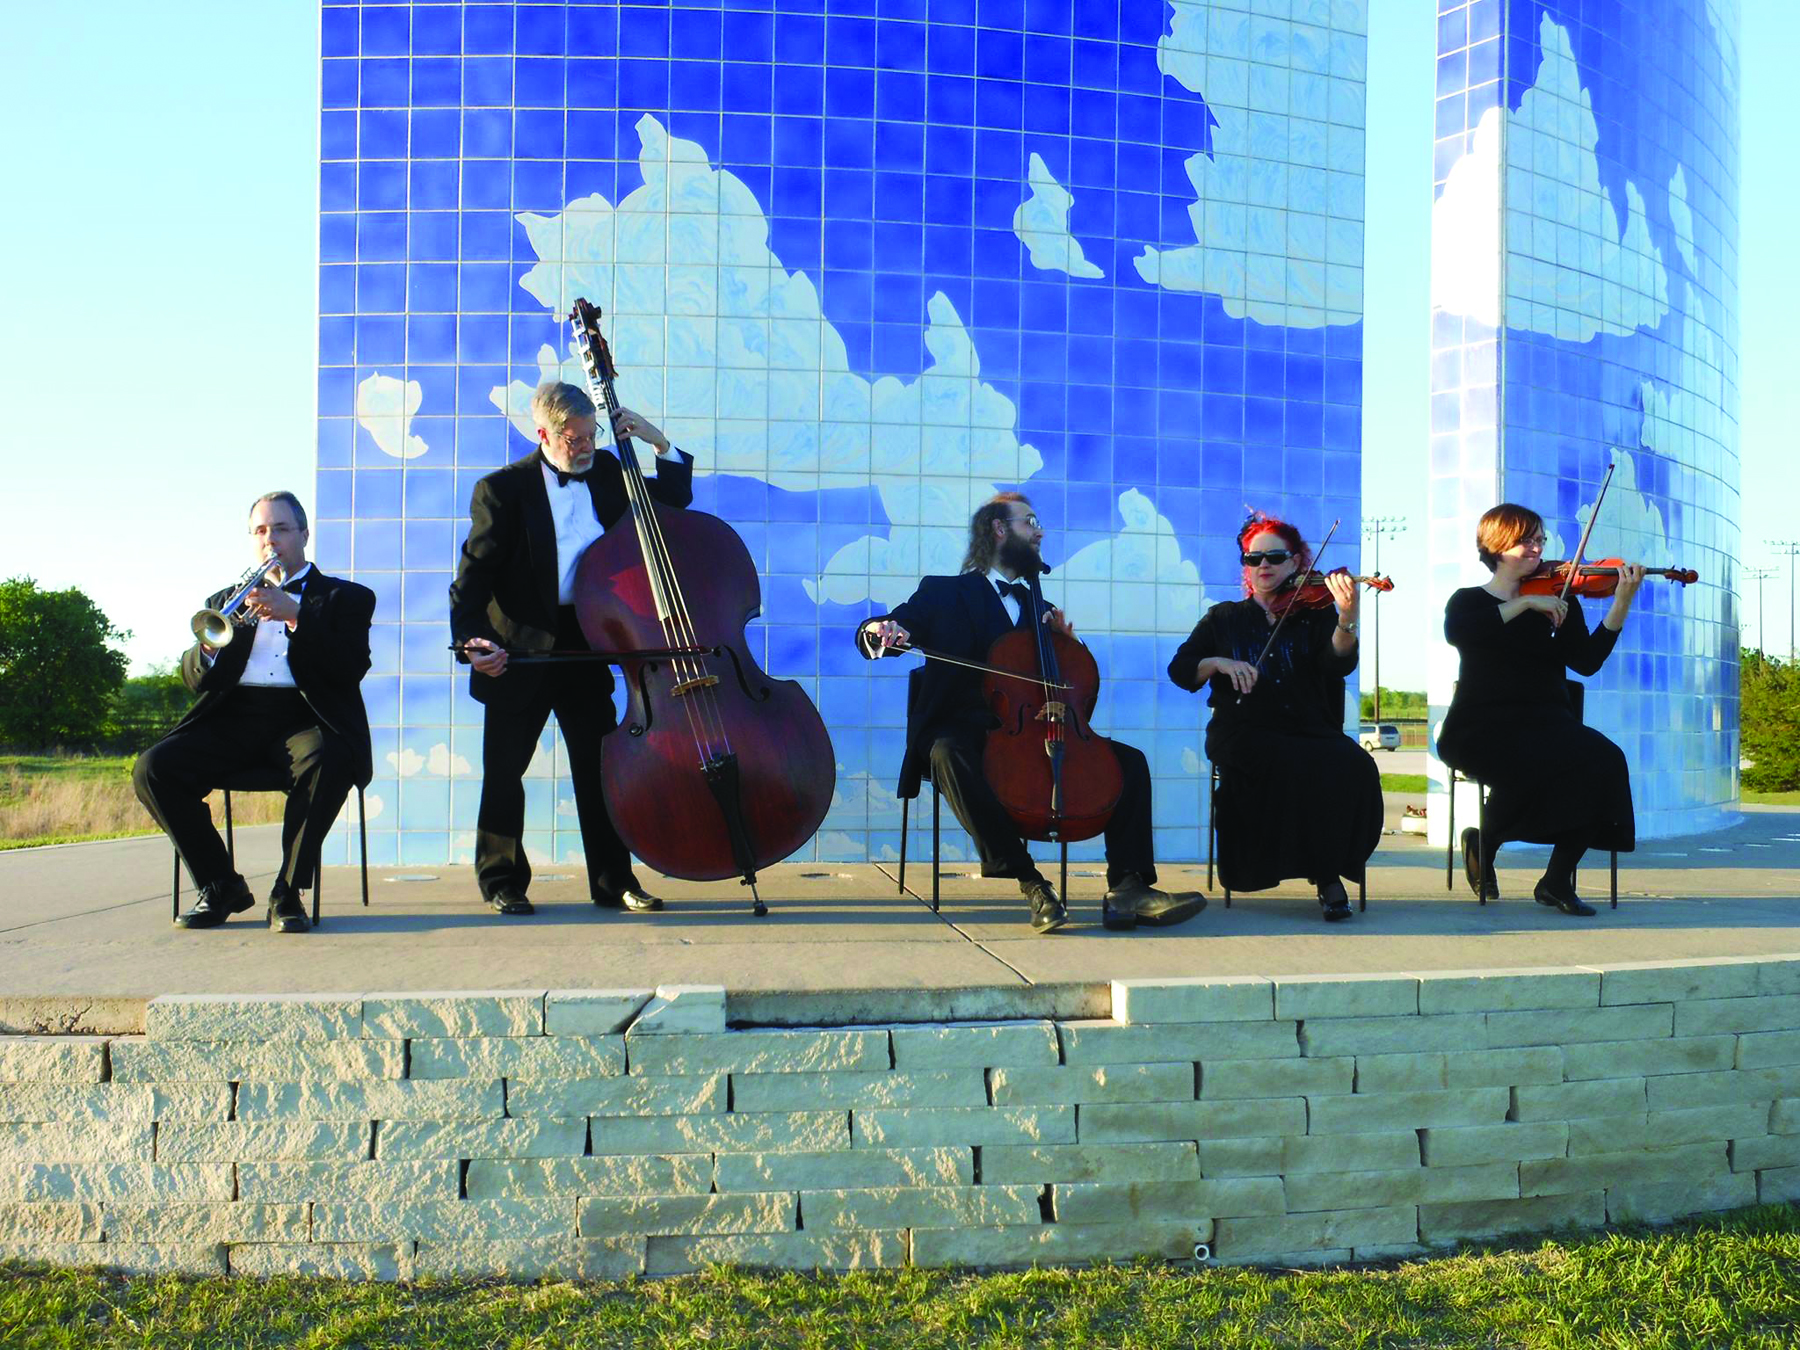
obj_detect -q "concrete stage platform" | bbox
[4,806,1797,1031]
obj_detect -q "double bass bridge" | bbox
[670,673,721,697]
[1034,700,1068,723]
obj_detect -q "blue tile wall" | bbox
[1427,0,1739,841]
[319,0,1369,869]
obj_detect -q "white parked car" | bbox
[1359,723,1401,752]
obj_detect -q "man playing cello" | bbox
[857,493,1206,934]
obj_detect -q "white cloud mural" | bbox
[1574,448,1668,566]
[1052,490,1205,635]
[1435,16,1669,343]
[1013,153,1104,279]
[1133,2,1365,328]
[495,115,1055,611]
[355,372,428,460]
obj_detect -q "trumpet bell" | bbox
[191,608,237,647]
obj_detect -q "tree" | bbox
[0,577,130,751]
[104,663,193,753]
[1741,648,1800,793]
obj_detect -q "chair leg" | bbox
[1206,767,1215,893]
[930,785,940,914]
[224,790,235,867]
[1610,849,1618,909]
[358,785,369,908]
[171,848,180,922]
[898,796,909,894]
[1446,770,1456,891]
[1475,782,1486,906]
[312,852,322,928]
[1058,840,1067,906]
[1358,874,1366,912]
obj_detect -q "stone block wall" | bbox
[1,960,1797,1278]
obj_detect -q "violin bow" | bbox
[1558,461,1616,607]
[1250,517,1342,676]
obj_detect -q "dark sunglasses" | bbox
[1241,550,1294,566]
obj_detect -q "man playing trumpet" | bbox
[134,492,375,933]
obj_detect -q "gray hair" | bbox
[249,491,308,532]
[530,380,596,438]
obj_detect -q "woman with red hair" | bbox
[1438,503,1644,915]
[1167,513,1382,920]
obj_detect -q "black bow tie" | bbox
[282,580,306,596]
[997,579,1030,607]
[552,465,591,488]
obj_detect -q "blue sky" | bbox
[0,1,1792,686]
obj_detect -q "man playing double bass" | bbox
[858,493,1206,934]
[449,381,692,917]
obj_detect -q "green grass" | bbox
[0,753,282,851]
[1380,773,1428,793]
[3,1206,1798,1349]
[1744,790,1800,806]
[0,754,136,778]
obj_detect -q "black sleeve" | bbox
[647,449,695,510]
[1556,600,1620,676]
[448,476,510,656]
[178,585,235,693]
[857,582,937,661]
[1167,607,1223,691]
[1444,587,1506,650]
[288,583,375,691]
[1311,609,1358,677]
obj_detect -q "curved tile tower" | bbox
[1427,0,1741,842]
[314,0,1369,868]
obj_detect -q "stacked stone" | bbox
[0,957,1797,1278]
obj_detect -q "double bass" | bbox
[567,300,835,915]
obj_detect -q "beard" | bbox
[998,533,1045,577]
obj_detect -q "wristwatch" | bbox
[1337,618,1359,635]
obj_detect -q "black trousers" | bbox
[927,726,1156,888]
[474,607,636,901]
[132,686,356,893]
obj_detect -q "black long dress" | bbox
[1438,586,1635,853]
[1168,600,1382,891]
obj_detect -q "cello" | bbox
[566,299,836,915]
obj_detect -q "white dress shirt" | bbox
[237,563,313,687]
[987,568,1026,627]
[542,451,691,604]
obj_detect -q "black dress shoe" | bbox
[174,876,254,929]
[1317,879,1353,922]
[1024,879,1066,934]
[1105,873,1207,928]
[1534,877,1596,917]
[1461,828,1500,901]
[487,888,534,916]
[594,889,664,913]
[267,882,311,934]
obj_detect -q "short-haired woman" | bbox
[1168,513,1383,921]
[1439,504,1645,915]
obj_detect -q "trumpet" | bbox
[190,556,283,647]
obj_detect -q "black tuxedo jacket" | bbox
[859,571,1052,800]
[176,568,376,787]
[448,446,693,706]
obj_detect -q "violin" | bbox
[1271,568,1394,613]
[566,300,836,916]
[979,571,1121,844]
[1519,559,1699,599]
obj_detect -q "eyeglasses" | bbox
[1241,550,1295,566]
[1009,514,1042,530]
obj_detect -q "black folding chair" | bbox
[170,769,369,926]
[1444,679,1617,908]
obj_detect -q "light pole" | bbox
[1744,566,1777,655]
[1769,541,1800,665]
[1361,516,1407,724]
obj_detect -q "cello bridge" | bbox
[1035,701,1067,723]
[670,675,721,696]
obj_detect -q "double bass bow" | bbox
[565,299,836,916]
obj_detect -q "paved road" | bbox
[2,807,1796,1030]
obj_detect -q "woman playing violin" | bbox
[1168,512,1382,920]
[1438,504,1644,916]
